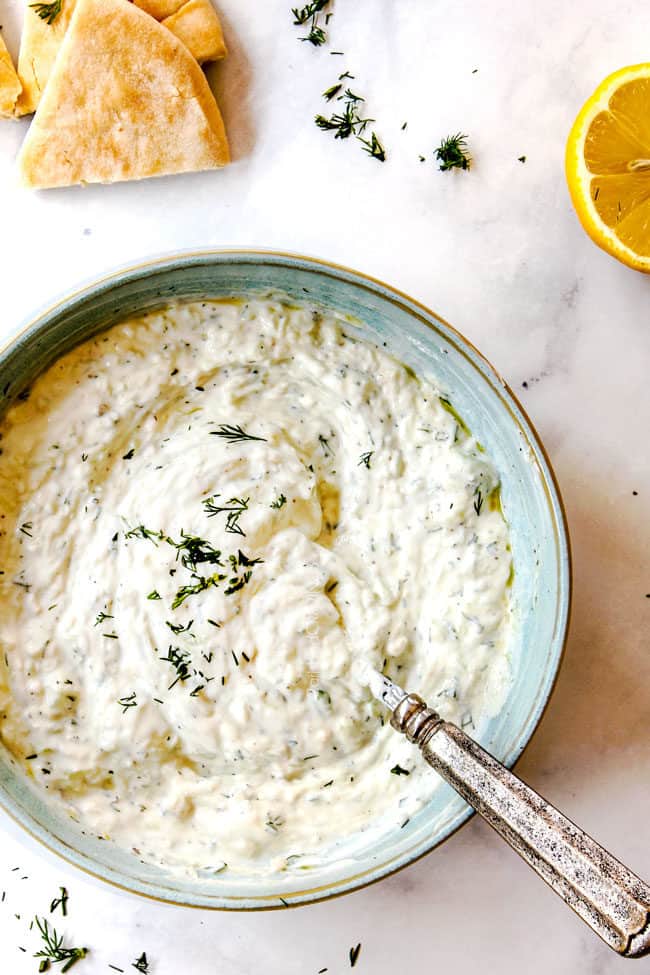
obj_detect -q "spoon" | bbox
[370,672,650,958]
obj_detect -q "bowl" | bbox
[0,249,571,909]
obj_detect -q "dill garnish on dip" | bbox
[0,296,512,876]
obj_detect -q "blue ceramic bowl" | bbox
[0,250,571,909]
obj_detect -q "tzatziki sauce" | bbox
[0,297,512,876]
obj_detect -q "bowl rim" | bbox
[0,247,572,910]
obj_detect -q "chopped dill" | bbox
[202,496,249,536]
[94,611,113,626]
[117,692,137,714]
[358,451,373,469]
[33,916,87,972]
[29,0,61,24]
[390,764,410,776]
[49,887,68,917]
[434,133,471,172]
[270,494,287,509]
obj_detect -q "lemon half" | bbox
[565,64,650,272]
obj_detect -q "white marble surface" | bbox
[1,0,650,971]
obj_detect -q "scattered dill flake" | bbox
[103,633,118,640]
[390,764,410,776]
[19,522,33,537]
[339,70,354,80]
[49,887,68,916]
[166,619,194,636]
[518,155,526,163]
[117,692,137,714]
[207,619,221,628]
[94,611,113,626]
[80,453,88,462]
[434,133,471,172]
[302,23,325,44]
[358,451,373,469]
[125,525,165,545]
[210,423,267,445]
[323,83,342,101]
[473,488,484,516]
[418,155,426,162]
[231,650,239,667]
[33,916,87,973]
[122,448,135,460]
[401,121,407,130]
[108,967,124,973]
[349,943,362,967]
[325,580,338,593]
[132,952,149,973]
[29,0,61,24]
[265,815,284,831]
[147,590,161,600]
[316,688,331,706]
[25,753,38,760]
[359,131,386,161]
[270,494,287,509]
[322,779,334,788]
[292,0,329,45]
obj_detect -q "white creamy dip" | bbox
[0,297,512,876]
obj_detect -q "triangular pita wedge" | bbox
[15,0,226,116]
[162,0,226,63]
[18,0,229,188]
[15,0,78,116]
[0,34,22,116]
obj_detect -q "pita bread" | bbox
[15,0,226,116]
[15,0,77,116]
[0,34,22,116]
[162,0,226,63]
[18,0,229,188]
[133,0,184,19]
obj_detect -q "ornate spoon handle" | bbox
[391,693,650,958]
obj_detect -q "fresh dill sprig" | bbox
[29,0,61,24]
[291,0,329,45]
[302,23,325,45]
[434,133,471,172]
[291,0,327,24]
[94,611,113,626]
[125,525,166,545]
[210,424,267,445]
[160,646,192,688]
[49,888,68,917]
[169,531,223,573]
[359,131,386,162]
[358,451,373,469]
[270,494,287,509]
[202,496,249,536]
[316,83,386,161]
[132,953,149,973]
[117,692,137,714]
[172,572,224,610]
[33,916,87,973]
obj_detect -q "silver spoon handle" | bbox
[392,694,650,958]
